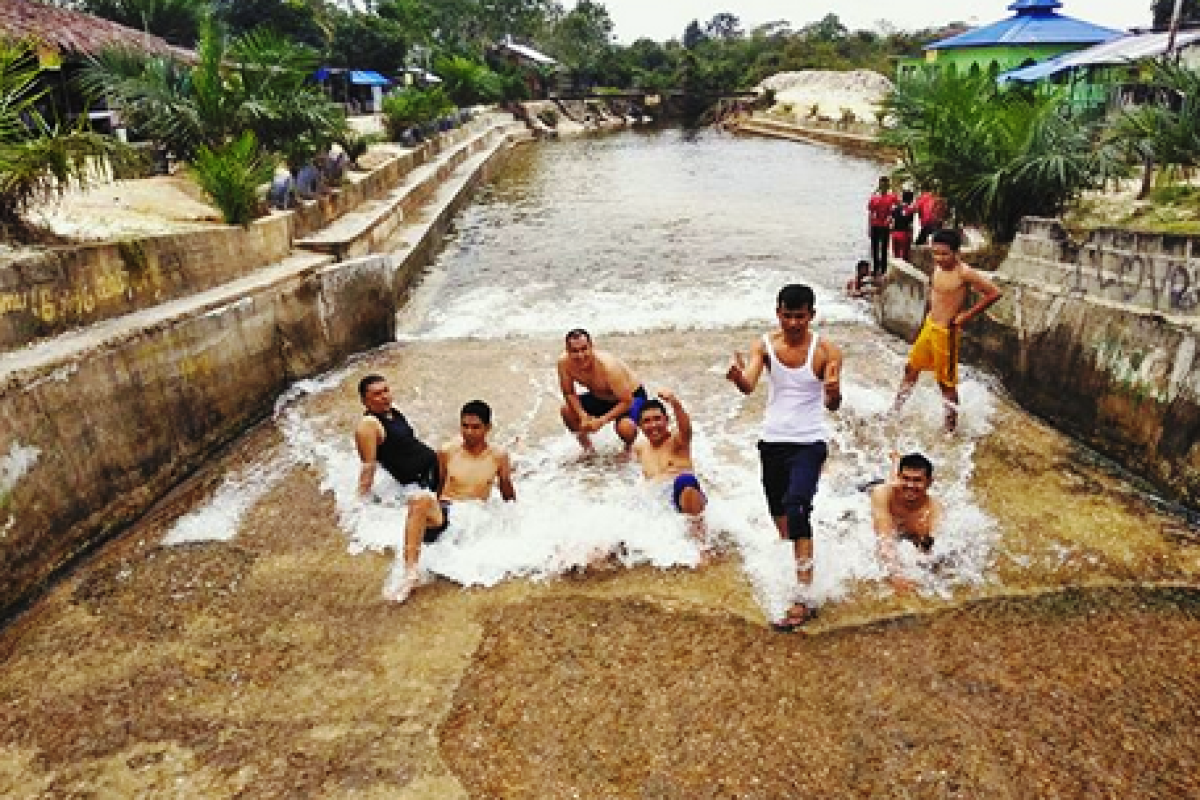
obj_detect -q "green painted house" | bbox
[897,0,1122,79]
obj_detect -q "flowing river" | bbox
[2,128,1198,798]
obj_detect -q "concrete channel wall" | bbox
[878,219,1200,510]
[0,115,530,618]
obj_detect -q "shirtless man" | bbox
[355,374,439,497]
[558,328,647,452]
[871,452,941,592]
[891,228,1002,433]
[726,284,842,631]
[633,390,709,551]
[383,400,516,603]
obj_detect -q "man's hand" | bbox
[579,414,602,433]
[725,352,745,385]
[657,388,678,405]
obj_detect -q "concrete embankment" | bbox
[879,219,1200,510]
[730,114,896,161]
[0,112,531,618]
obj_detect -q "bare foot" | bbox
[382,565,420,604]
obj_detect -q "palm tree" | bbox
[80,16,348,163]
[881,69,1126,243]
[1108,58,1200,196]
[0,41,133,237]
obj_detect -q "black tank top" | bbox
[369,409,438,489]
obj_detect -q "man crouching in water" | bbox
[384,400,516,603]
[871,452,940,592]
[632,390,709,556]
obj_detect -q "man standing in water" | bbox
[384,400,516,603]
[891,228,1002,433]
[356,374,440,496]
[558,328,648,453]
[726,284,842,631]
[633,389,709,554]
[871,452,941,592]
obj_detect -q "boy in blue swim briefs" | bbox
[632,390,709,554]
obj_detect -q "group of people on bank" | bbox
[354,227,1000,630]
[867,175,947,276]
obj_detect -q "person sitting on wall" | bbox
[846,259,877,298]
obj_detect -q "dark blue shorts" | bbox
[423,501,450,543]
[757,441,828,540]
[580,385,648,422]
[671,473,706,512]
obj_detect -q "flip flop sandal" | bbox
[771,603,819,633]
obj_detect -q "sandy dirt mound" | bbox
[759,69,893,122]
[27,174,223,241]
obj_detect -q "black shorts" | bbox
[423,502,450,543]
[757,441,828,518]
[580,385,648,421]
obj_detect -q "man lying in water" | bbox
[870,451,941,592]
[632,389,709,555]
[383,399,516,604]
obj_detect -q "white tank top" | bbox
[762,332,828,443]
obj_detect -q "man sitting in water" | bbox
[632,389,709,553]
[845,259,876,298]
[355,374,440,496]
[870,452,941,592]
[558,328,647,453]
[384,400,516,604]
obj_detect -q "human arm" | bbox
[557,356,591,426]
[952,269,1002,327]
[355,417,383,499]
[584,356,636,431]
[497,450,516,502]
[870,485,913,592]
[820,340,843,412]
[726,338,767,395]
[658,389,691,445]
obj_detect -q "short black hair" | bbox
[358,374,385,399]
[931,228,962,251]
[777,284,816,312]
[898,452,933,479]
[461,399,492,426]
[636,398,667,423]
[856,259,870,271]
[565,328,591,345]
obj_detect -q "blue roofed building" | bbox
[898,0,1124,80]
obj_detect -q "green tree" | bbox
[705,12,743,40]
[802,13,848,43]
[549,0,613,76]
[62,0,204,46]
[1109,59,1200,194]
[0,41,133,235]
[1151,0,1200,29]
[81,17,347,162]
[882,69,1125,242]
[327,9,410,74]
[682,20,707,50]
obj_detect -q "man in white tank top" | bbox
[727,284,842,631]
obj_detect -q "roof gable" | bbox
[0,0,190,60]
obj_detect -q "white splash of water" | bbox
[163,460,288,545]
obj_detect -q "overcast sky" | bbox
[594,0,1147,43]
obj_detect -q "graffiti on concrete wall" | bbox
[1059,241,1200,314]
[1093,337,1173,404]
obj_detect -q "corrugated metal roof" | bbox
[998,29,1200,82]
[497,38,556,65]
[0,0,192,61]
[929,7,1122,50]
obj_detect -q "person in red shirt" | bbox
[890,190,916,263]
[867,176,898,277]
[914,190,947,245]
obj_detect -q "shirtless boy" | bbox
[383,400,516,603]
[726,284,842,631]
[558,328,647,452]
[891,228,1002,433]
[633,389,708,550]
[870,452,941,592]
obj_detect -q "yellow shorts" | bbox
[907,318,960,387]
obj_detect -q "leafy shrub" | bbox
[434,56,504,106]
[382,87,456,141]
[190,131,276,225]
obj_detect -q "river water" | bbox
[3,128,1199,798]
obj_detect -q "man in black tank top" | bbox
[355,374,440,497]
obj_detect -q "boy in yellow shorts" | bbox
[891,229,1001,433]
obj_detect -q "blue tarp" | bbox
[313,67,391,86]
[349,70,391,86]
